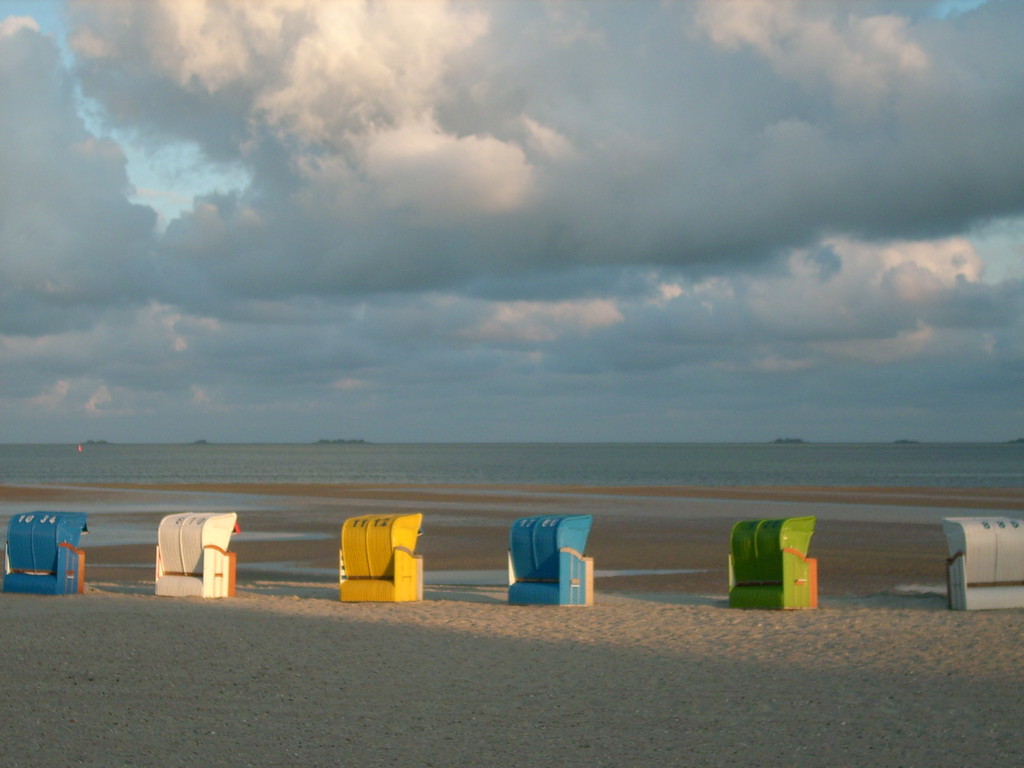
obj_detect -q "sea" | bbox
[0,442,1021,488]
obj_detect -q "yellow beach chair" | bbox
[339,513,423,602]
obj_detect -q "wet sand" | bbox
[3,481,1020,595]
[1,482,1022,767]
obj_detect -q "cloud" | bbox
[0,22,156,336]
[741,236,991,342]
[2,1,1023,442]
[252,3,489,145]
[85,383,113,415]
[28,379,70,409]
[65,0,1024,283]
[694,0,929,113]
[362,117,535,217]
[462,298,623,344]
[0,15,38,36]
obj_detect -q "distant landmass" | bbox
[770,438,806,444]
[186,439,367,445]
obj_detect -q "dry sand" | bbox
[1,482,1022,767]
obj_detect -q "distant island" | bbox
[316,439,367,444]
[770,438,806,444]
[893,439,919,444]
[1010,438,1024,444]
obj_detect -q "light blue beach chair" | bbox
[4,512,88,595]
[508,515,594,606]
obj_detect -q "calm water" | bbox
[0,442,1021,487]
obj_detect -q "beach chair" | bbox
[729,516,818,609]
[339,513,423,602]
[155,512,239,598]
[508,515,594,606]
[943,517,1024,610]
[3,512,88,595]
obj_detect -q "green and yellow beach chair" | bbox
[339,513,423,602]
[728,516,818,609]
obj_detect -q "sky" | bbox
[1,0,1022,444]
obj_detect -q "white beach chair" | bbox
[155,512,239,598]
[942,517,1024,610]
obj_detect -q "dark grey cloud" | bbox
[0,22,156,336]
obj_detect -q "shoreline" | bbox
[4,480,1022,506]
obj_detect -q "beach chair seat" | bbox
[4,512,88,595]
[729,516,817,609]
[508,515,594,606]
[339,514,423,602]
[155,512,239,598]
[943,517,1024,610]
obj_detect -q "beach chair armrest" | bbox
[559,546,585,562]
[56,541,83,568]
[946,550,967,609]
[393,546,421,578]
[781,546,812,564]
[202,545,236,598]
[393,546,423,601]
[558,547,593,606]
[780,547,818,609]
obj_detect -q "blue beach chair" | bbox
[4,512,89,595]
[508,515,594,606]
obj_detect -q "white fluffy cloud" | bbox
[251,2,489,144]
[695,0,930,113]
[0,14,37,35]
[363,118,535,216]
[462,298,623,343]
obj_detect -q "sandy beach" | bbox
[2,482,1023,767]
